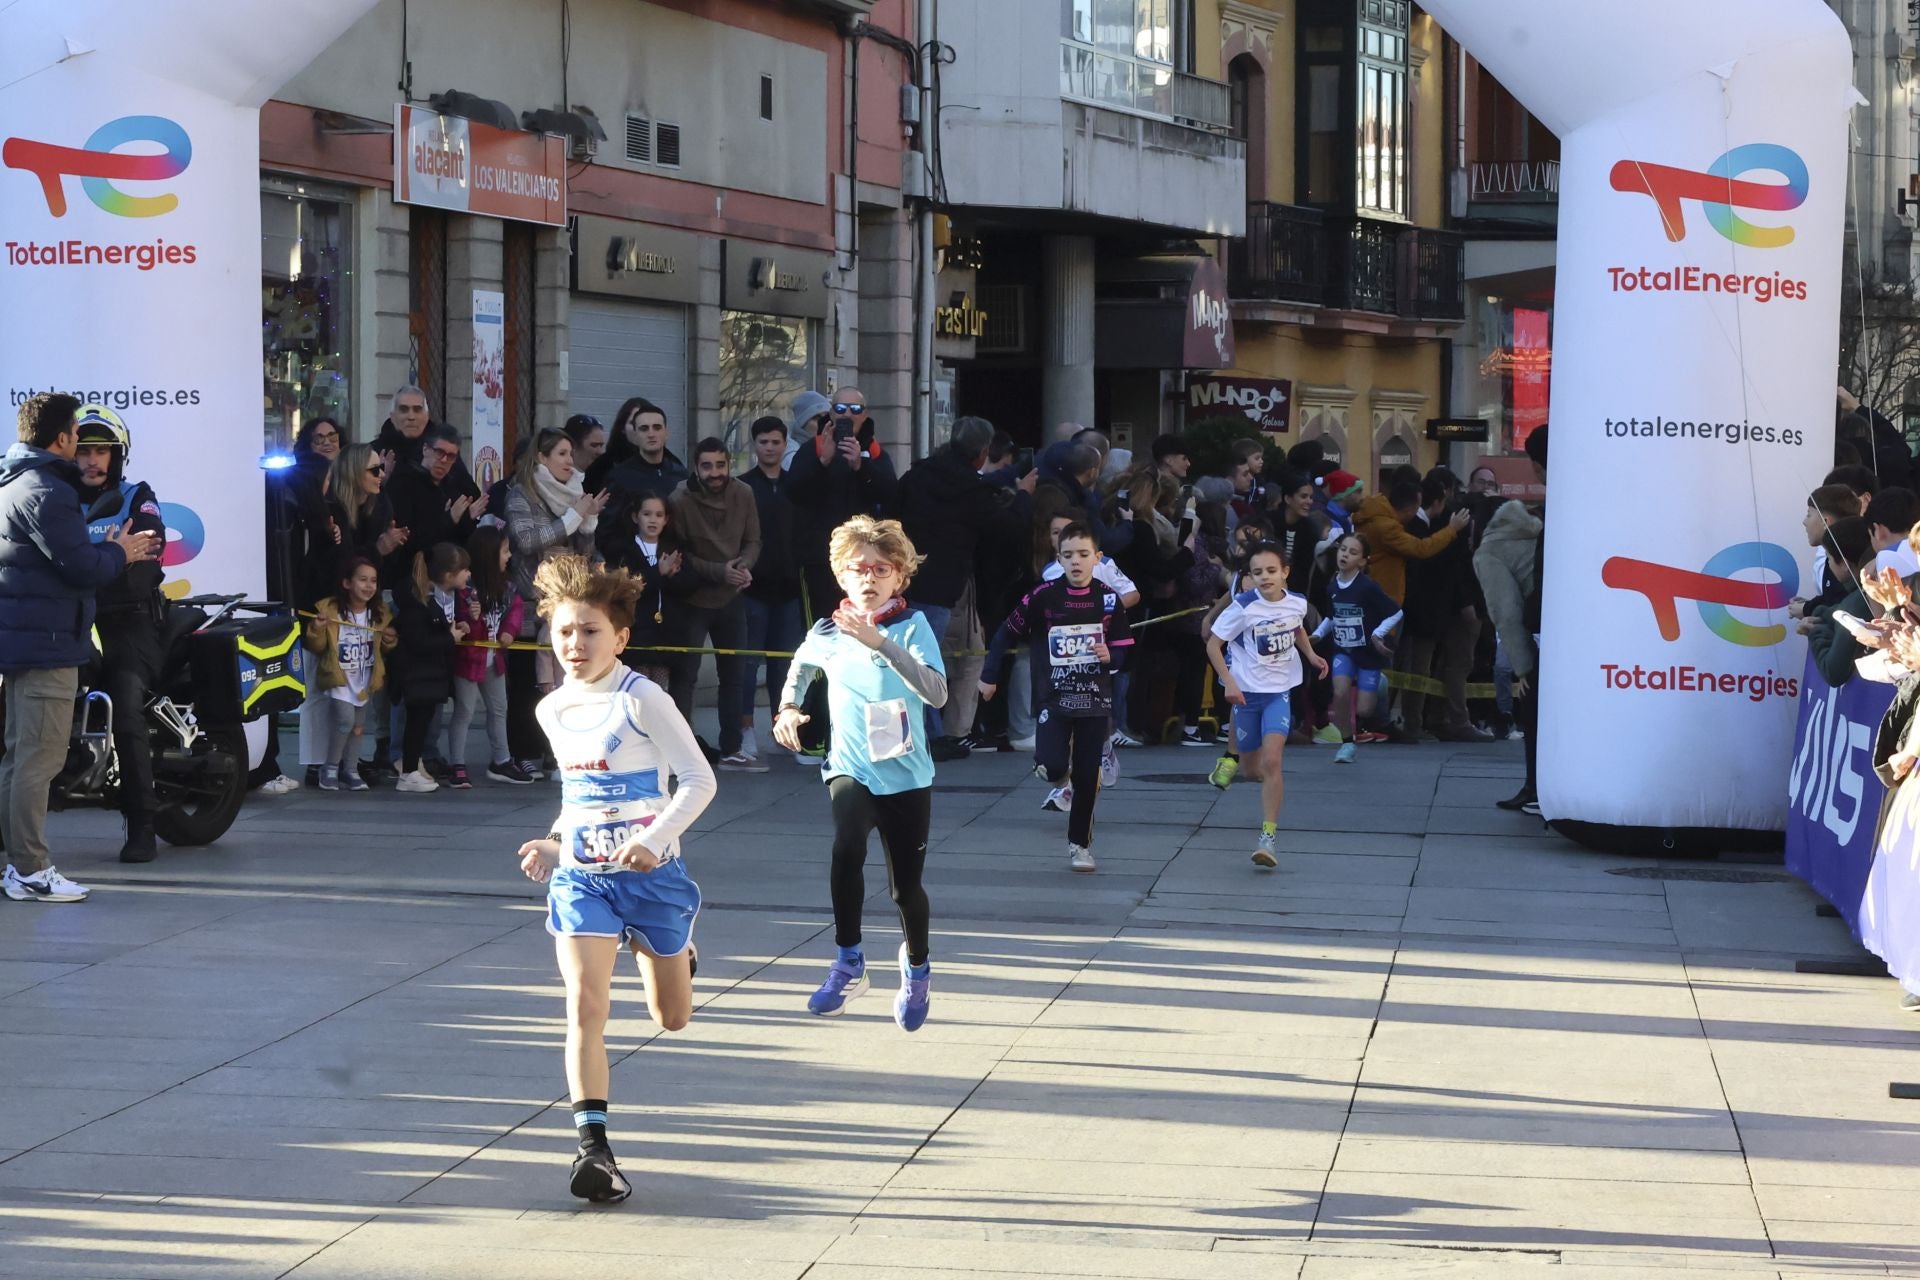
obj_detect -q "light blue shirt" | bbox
[787,610,946,796]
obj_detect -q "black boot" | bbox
[118,820,159,864]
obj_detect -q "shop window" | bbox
[410,208,449,420]
[719,312,815,452]
[262,179,354,449]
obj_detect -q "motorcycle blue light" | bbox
[259,453,297,471]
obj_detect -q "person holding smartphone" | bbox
[782,386,898,624]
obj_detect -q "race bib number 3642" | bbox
[1048,623,1104,668]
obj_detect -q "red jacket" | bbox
[452,586,525,682]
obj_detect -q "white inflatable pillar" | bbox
[0,0,380,599]
[1421,1,1854,836]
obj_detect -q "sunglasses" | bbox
[832,403,864,416]
[365,463,386,477]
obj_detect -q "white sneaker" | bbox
[1506,726,1526,741]
[1099,742,1119,788]
[1068,844,1096,873]
[1109,728,1146,749]
[739,727,760,759]
[396,769,440,793]
[719,752,770,773]
[1042,785,1073,813]
[4,864,91,903]
[259,774,301,796]
[1009,735,1036,752]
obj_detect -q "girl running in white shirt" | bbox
[514,553,717,1205]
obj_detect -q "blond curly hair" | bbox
[533,552,644,630]
[828,516,924,591]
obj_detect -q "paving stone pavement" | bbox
[2,729,1918,1279]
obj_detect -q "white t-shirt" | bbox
[1210,588,1310,694]
[331,607,376,705]
[1042,553,1138,599]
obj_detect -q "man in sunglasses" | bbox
[782,386,898,623]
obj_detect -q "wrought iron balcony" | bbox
[1469,158,1559,203]
[1227,202,1326,306]
[1228,204,1465,324]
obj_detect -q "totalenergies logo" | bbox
[1610,144,1807,248]
[1603,542,1799,647]
[2,115,191,218]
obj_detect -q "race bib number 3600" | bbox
[1048,623,1104,668]
[571,814,655,865]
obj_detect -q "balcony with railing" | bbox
[1059,40,1234,135]
[1228,202,1465,327]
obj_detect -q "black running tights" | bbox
[1037,713,1106,847]
[828,776,932,966]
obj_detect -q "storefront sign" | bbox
[1182,255,1236,369]
[1424,0,1850,835]
[471,289,505,490]
[394,104,566,227]
[1426,416,1491,442]
[572,215,705,305]
[933,267,985,362]
[936,293,988,339]
[723,241,832,320]
[1188,375,1290,432]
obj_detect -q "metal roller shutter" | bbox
[568,296,690,443]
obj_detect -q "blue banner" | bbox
[1784,651,1893,935]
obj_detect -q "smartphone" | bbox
[833,419,854,444]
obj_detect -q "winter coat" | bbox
[669,478,762,609]
[602,530,695,651]
[504,481,596,608]
[1032,440,1128,555]
[384,460,480,585]
[782,426,897,569]
[1401,505,1477,637]
[329,492,397,587]
[740,466,800,603]
[894,445,1032,609]
[0,444,129,672]
[605,448,689,507]
[1808,585,1871,689]
[451,587,525,682]
[1352,493,1459,604]
[392,583,460,704]
[302,596,396,696]
[1472,500,1541,680]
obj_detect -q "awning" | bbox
[1094,253,1236,370]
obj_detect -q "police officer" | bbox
[74,405,169,863]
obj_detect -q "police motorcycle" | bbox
[38,403,307,847]
[50,590,305,848]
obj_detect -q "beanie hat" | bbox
[1325,470,1364,502]
[789,390,831,440]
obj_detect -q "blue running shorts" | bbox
[1330,652,1385,693]
[1233,689,1293,753]
[547,860,701,956]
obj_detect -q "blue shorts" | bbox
[1330,653,1384,693]
[547,860,701,956]
[1233,689,1293,752]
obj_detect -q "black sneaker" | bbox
[569,1146,632,1203]
[423,757,454,784]
[487,760,535,785]
[359,760,398,787]
[304,765,320,789]
[515,758,549,782]
[930,736,972,762]
[1495,788,1536,812]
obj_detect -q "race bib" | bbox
[570,812,656,866]
[1048,623,1104,668]
[1252,620,1294,662]
[865,697,914,762]
[1334,616,1363,649]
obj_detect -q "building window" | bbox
[760,75,775,121]
[1060,0,1197,120]
[261,179,354,450]
[1296,0,1408,217]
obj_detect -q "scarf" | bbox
[842,597,909,626]
[531,462,595,537]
